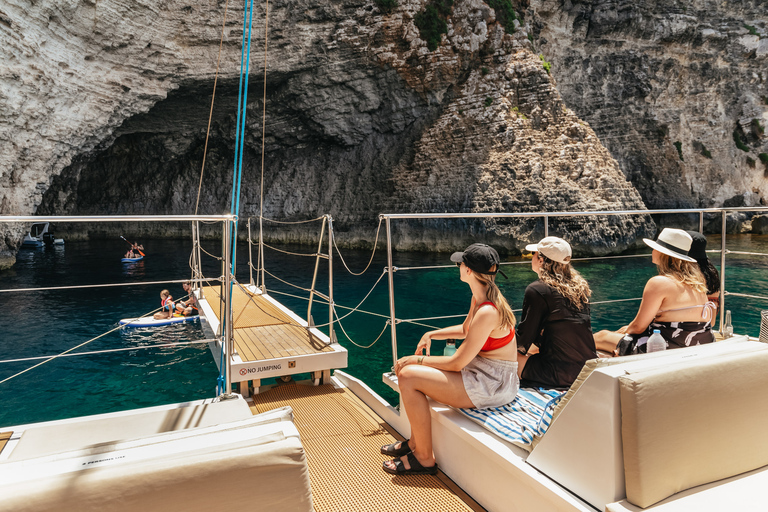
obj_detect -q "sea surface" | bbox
[2,234,768,427]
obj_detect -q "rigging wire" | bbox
[193,0,231,216]
[0,279,201,294]
[0,339,216,365]
[0,303,171,385]
[260,242,320,257]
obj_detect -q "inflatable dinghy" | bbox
[119,315,199,328]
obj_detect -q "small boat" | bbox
[20,222,63,248]
[121,255,144,263]
[119,314,199,328]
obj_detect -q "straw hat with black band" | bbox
[643,228,696,262]
[450,243,508,279]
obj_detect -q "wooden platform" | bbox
[202,285,334,360]
[200,284,347,387]
[250,382,482,512]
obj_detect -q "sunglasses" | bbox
[456,262,463,268]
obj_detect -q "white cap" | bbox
[525,237,572,264]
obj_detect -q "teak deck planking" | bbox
[201,285,333,363]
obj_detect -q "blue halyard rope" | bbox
[218,0,256,395]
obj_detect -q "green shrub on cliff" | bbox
[375,0,397,14]
[760,153,768,164]
[747,157,756,168]
[674,141,684,161]
[744,24,758,37]
[539,54,551,74]
[752,119,765,135]
[414,0,453,51]
[733,131,750,152]
[700,144,712,159]
[486,0,517,34]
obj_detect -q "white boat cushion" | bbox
[619,349,768,508]
[456,387,565,451]
[0,407,313,512]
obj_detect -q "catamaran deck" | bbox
[249,381,481,512]
[199,284,348,392]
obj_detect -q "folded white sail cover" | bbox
[0,406,313,512]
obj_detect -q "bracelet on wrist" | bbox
[417,356,424,365]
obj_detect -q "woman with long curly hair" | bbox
[517,237,596,388]
[594,228,716,356]
[382,243,518,476]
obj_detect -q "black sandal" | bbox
[380,439,412,457]
[382,452,438,475]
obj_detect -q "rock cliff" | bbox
[529,0,768,209]
[1,0,655,269]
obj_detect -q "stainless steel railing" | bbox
[379,207,768,365]
[0,214,240,395]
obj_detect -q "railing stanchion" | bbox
[328,215,335,343]
[385,216,398,367]
[699,212,704,233]
[307,217,327,325]
[248,218,255,287]
[223,219,233,395]
[719,210,727,334]
[544,215,549,237]
[259,215,266,292]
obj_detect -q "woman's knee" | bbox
[593,330,611,342]
[398,366,419,389]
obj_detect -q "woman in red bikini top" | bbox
[382,243,518,478]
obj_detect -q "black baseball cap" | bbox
[450,243,507,278]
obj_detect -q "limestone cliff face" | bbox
[1,0,651,268]
[529,0,768,209]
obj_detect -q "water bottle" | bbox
[443,339,457,356]
[646,329,667,353]
[723,310,733,338]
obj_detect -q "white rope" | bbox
[268,288,391,320]
[0,339,217,364]
[261,242,319,257]
[255,215,326,225]
[197,241,223,261]
[332,304,389,349]
[332,217,384,276]
[262,267,313,293]
[330,270,386,323]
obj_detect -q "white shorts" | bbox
[461,356,519,409]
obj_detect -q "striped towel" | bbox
[457,388,565,449]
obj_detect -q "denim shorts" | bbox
[461,356,520,409]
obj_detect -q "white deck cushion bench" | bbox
[0,399,313,512]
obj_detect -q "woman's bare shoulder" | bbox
[647,274,678,288]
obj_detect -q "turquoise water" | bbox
[1,234,767,427]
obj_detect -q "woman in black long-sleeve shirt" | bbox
[517,237,597,388]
